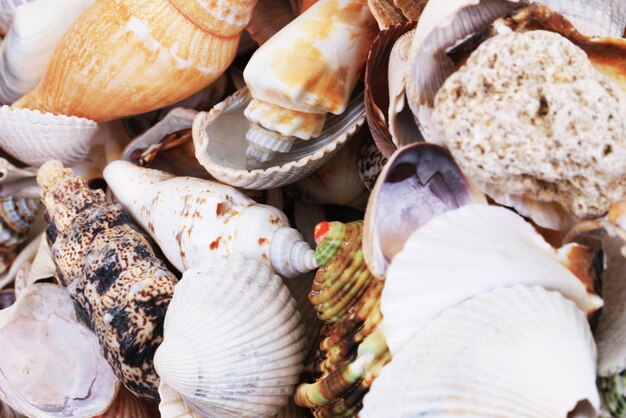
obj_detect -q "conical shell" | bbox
[192,87,365,190]
[0,106,98,166]
[381,204,602,356]
[0,0,95,104]
[0,283,119,418]
[294,221,391,417]
[104,160,317,278]
[13,0,256,122]
[242,0,377,151]
[37,160,177,400]
[154,254,307,418]
[363,143,481,280]
[361,285,600,417]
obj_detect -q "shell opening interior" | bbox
[200,88,365,171]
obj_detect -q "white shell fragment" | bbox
[0,283,119,417]
[103,160,317,278]
[0,106,98,166]
[0,0,95,104]
[154,255,307,418]
[362,286,600,417]
[381,204,602,355]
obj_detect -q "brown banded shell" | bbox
[294,221,391,417]
[37,160,177,401]
[364,21,418,158]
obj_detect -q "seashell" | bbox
[0,106,99,166]
[361,285,600,417]
[193,87,365,190]
[363,143,482,280]
[104,160,317,278]
[95,387,154,418]
[356,138,387,191]
[12,233,56,297]
[287,131,369,209]
[381,204,603,356]
[247,0,297,46]
[364,22,417,158]
[121,75,229,139]
[154,254,307,418]
[0,288,15,309]
[0,401,25,418]
[294,221,391,417]
[0,232,39,291]
[366,0,405,29]
[405,0,626,228]
[242,0,378,160]
[13,0,257,122]
[0,194,42,276]
[37,160,177,400]
[121,107,211,178]
[0,0,30,36]
[0,0,95,105]
[0,283,119,417]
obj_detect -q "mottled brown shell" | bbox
[37,161,177,401]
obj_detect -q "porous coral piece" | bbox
[433,30,626,219]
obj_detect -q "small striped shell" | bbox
[294,221,391,417]
[0,195,41,274]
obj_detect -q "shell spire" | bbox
[295,221,391,417]
[37,160,177,401]
[0,194,42,274]
[103,160,317,278]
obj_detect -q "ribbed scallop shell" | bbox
[192,87,365,190]
[294,221,391,417]
[0,106,98,166]
[154,254,307,418]
[0,195,41,275]
[381,204,602,356]
[361,285,600,417]
[0,0,94,104]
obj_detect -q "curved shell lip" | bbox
[121,107,198,163]
[192,87,365,190]
[0,105,98,166]
[365,21,417,158]
[363,142,479,279]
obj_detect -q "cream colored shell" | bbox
[362,286,599,417]
[381,205,602,356]
[154,255,307,418]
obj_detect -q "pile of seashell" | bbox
[0,0,625,417]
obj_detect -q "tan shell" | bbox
[13,0,256,122]
[193,88,365,190]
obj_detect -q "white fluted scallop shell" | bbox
[154,255,307,418]
[0,0,94,104]
[0,106,98,166]
[381,204,602,356]
[192,87,365,190]
[0,283,119,417]
[361,285,599,417]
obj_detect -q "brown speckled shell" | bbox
[38,162,177,401]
